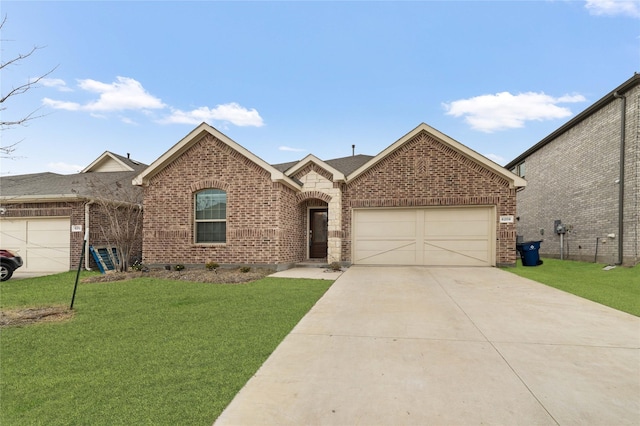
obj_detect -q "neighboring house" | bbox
[506,74,639,266]
[134,123,525,269]
[0,152,146,273]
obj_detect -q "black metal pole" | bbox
[70,230,88,310]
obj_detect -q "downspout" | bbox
[613,91,626,265]
[84,200,94,271]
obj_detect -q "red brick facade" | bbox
[142,134,305,266]
[140,125,520,268]
[341,131,518,266]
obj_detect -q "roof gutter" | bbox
[613,91,627,265]
[506,73,639,170]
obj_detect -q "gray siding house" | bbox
[506,74,639,265]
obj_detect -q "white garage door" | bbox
[353,207,495,266]
[0,217,71,272]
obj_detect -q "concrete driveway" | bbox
[215,266,640,425]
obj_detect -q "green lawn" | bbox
[0,272,333,425]
[505,258,639,316]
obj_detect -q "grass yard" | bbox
[0,272,333,425]
[505,258,639,316]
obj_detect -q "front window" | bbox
[195,189,226,243]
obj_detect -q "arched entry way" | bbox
[296,192,332,261]
[309,208,328,259]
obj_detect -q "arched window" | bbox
[195,189,226,243]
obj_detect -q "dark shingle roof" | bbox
[0,170,142,201]
[325,154,374,176]
[271,154,374,176]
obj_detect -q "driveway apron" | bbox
[214,266,640,425]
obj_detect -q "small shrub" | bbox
[174,264,185,271]
[328,262,342,271]
[240,266,251,273]
[130,260,148,272]
[205,261,219,271]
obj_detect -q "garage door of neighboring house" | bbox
[353,207,495,266]
[0,217,71,272]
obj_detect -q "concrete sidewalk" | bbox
[215,266,640,425]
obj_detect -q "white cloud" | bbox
[585,0,640,18]
[42,98,82,111]
[79,76,166,111]
[48,162,84,174]
[279,146,306,152]
[163,103,264,127]
[39,78,73,92]
[43,76,165,113]
[42,76,264,128]
[484,153,506,165]
[443,91,586,133]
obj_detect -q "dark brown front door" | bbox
[309,209,328,259]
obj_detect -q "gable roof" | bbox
[348,123,527,189]
[282,154,346,182]
[272,154,374,177]
[0,170,142,203]
[132,123,301,190]
[83,151,147,173]
[1,151,146,203]
[506,73,639,169]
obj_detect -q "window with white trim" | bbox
[195,189,226,243]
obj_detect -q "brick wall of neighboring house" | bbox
[142,134,294,267]
[0,201,139,271]
[514,84,639,265]
[341,130,518,266]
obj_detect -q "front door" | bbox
[309,209,328,259]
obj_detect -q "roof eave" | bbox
[0,194,87,203]
[348,123,526,188]
[133,123,302,190]
[284,154,346,182]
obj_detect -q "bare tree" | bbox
[1,15,57,158]
[86,176,144,272]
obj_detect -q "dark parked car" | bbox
[1,249,23,281]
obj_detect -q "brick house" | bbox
[134,123,525,269]
[506,74,639,265]
[0,152,146,273]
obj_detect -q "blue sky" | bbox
[1,0,638,176]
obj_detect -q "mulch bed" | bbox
[80,267,275,284]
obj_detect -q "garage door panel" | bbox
[425,239,490,251]
[354,207,494,267]
[25,248,70,271]
[355,242,418,265]
[423,250,489,266]
[0,217,70,273]
[425,221,489,237]
[28,228,69,246]
[356,221,416,238]
[1,223,26,249]
[355,210,417,238]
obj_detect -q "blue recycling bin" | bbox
[516,241,543,266]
